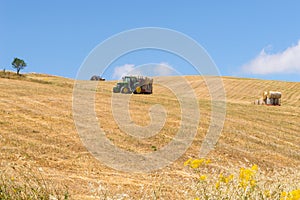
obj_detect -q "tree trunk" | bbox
[17,68,20,75]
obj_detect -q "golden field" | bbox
[0,72,299,199]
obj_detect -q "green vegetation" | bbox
[0,71,73,87]
[11,58,27,75]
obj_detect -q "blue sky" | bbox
[1,1,300,81]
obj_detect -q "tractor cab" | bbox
[123,76,137,89]
[113,76,138,93]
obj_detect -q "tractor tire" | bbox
[121,87,130,94]
[113,87,120,93]
[135,86,142,94]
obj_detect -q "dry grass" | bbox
[0,166,69,199]
[0,72,299,199]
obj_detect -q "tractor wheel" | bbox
[113,87,120,93]
[135,86,142,94]
[121,87,130,94]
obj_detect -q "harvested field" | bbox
[0,72,299,199]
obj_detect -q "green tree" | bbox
[12,57,27,75]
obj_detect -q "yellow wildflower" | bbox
[289,189,300,199]
[283,189,300,200]
[281,191,287,200]
[190,159,205,169]
[219,173,227,183]
[250,179,256,188]
[240,168,255,181]
[264,190,271,197]
[184,158,211,169]
[199,175,207,181]
[225,174,234,184]
[251,164,258,171]
[239,165,258,190]
[205,159,211,164]
[184,158,192,166]
[239,179,248,189]
[215,181,220,190]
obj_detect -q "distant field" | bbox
[0,72,299,199]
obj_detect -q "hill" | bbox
[0,72,299,199]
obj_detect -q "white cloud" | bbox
[242,40,300,74]
[112,62,176,79]
[112,64,135,79]
[153,62,176,76]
